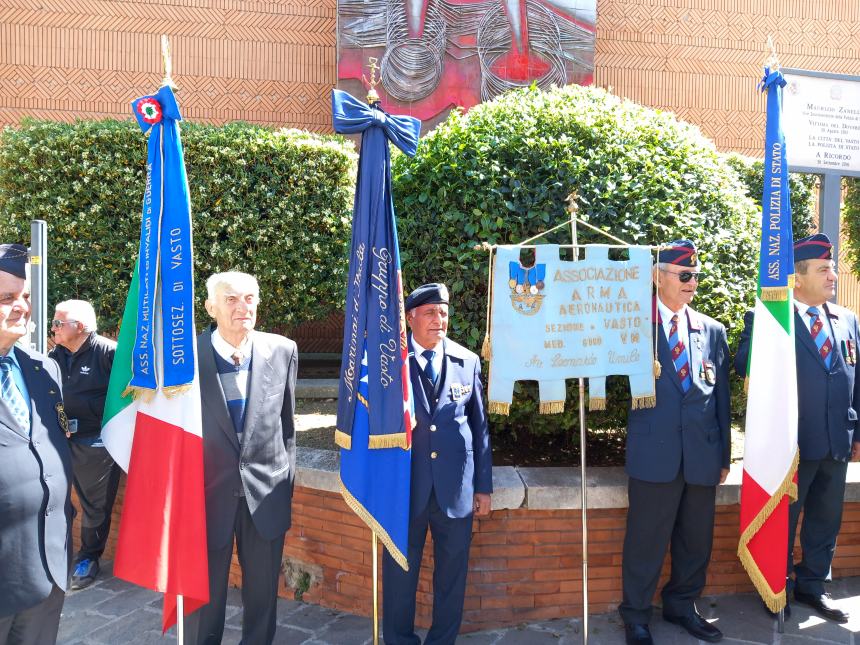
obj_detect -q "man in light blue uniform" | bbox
[382,283,493,645]
[736,233,860,623]
[0,244,72,645]
[620,241,730,645]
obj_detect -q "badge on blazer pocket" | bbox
[56,402,70,434]
[450,383,472,401]
[701,360,716,385]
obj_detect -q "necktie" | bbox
[0,357,29,431]
[421,349,438,385]
[669,314,691,393]
[231,351,243,368]
[808,306,833,369]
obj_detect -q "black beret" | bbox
[0,243,27,279]
[794,233,832,262]
[658,239,698,267]
[405,283,449,311]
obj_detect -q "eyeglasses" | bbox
[51,319,78,328]
[660,269,703,283]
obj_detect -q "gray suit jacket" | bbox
[0,346,72,617]
[197,327,298,549]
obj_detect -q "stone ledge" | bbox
[296,378,338,399]
[295,447,860,509]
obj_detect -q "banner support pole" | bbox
[372,534,379,645]
[176,594,184,644]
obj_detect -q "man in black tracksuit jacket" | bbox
[48,300,118,590]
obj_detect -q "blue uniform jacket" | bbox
[626,306,731,486]
[409,336,493,518]
[735,303,860,461]
[0,346,72,617]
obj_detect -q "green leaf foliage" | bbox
[723,152,817,241]
[393,84,761,436]
[0,119,357,335]
[844,177,860,274]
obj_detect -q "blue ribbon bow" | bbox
[332,90,420,156]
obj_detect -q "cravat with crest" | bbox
[421,349,438,385]
[669,314,691,393]
[0,356,29,431]
[808,306,833,369]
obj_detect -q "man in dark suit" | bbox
[186,271,298,645]
[736,233,860,623]
[620,241,730,645]
[382,283,493,645]
[0,243,72,645]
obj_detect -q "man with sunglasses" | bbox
[620,240,731,645]
[48,300,117,591]
[736,233,860,623]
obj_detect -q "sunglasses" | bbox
[660,269,703,283]
[51,319,78,328]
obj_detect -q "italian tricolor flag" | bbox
[738,66,798,613]
[102,265,209,632]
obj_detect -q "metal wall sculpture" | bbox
[338,0,596,127]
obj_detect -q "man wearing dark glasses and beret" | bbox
[620,240,731,645]
[736,233,860,624]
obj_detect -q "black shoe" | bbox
[624,623,653,645]
[663,611,723,642]
[764,599,791,620]
[70,558,100,590]
[794,591,849,623]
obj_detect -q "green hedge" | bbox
[393,84,761,434]
[843,178,860,273]
[0,119,357,333]
[724,153,817,241]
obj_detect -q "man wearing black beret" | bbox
[736,233,860,623]
[382,283,493,645]
[0,243,72,645]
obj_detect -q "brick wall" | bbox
[74,479,860,633]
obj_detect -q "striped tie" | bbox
[808,306,833,369]
[669,314,691,393]
[0,357,29,431]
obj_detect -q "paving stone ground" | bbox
[58,564,860,644]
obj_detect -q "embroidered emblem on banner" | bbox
[509,262,546,315]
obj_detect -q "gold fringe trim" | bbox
[653,359,661,379]
[787,273,795,289]
[122,385,156,403]
[334,430,352,450]
[760,286,789,301]
[737,449,800,613]
[632,395,657,410]
[589,397,606,411]
[488,401,511,416]
[367,432,409,450]
[339,480,409,572]
[481,334,491,361]
[539,400,565,414]
[162,384,192,399]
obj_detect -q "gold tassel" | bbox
[481,334,492,361]
[632,395,657,410]
[488,401,511,416]
[539,400,565,414]
[368,432,409,450]
[334,430,352,450]
[653,359,661,378]
[122,385,156,403]
[744,376,749,395]
[760,286,789,301]
[787,274,795,289]
[340,481,409,572]
[589,397,606,411]
[162,384,192,398]
[737,449,800,613]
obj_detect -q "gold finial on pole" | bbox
[363,57,381,105]
[161,34,177,89]
[765,35,780,70]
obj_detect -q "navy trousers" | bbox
[382,492,473,645]
[789,458,848,596]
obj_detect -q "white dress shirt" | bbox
[657,299,689,353]
[795,299,833,345]
[411,336,444,380]
[211,328,253,399]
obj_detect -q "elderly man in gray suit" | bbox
[0,243,72,645]
[186,271,298,645]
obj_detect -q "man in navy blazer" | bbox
[736,233,860,623]
[620,241,730,645]
[0,244,72,645]
[382,283,493,645]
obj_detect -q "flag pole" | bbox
[568,193,589,643]
[177,595,184,644]
[372,533,380,645]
